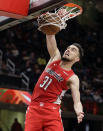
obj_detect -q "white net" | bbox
[37,12,67,31]
[37,3,83,34]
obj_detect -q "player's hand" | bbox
[77,112,84,123]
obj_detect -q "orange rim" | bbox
[64,3,83,14]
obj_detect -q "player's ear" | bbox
[75,57,80,62]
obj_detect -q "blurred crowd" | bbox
[0,18,103,104]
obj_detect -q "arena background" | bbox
[0,0,103,131]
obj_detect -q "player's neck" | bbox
[60,61,73,71]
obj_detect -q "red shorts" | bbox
[25,102,64,131]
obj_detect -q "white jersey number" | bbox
[40,76,52,90]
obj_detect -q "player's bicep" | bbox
[46,35,61,59]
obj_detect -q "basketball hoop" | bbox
[37,3,83,35]
[56,3,83,21]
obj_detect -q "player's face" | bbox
[62,45,80,62]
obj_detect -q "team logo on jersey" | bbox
[46,68,64,82]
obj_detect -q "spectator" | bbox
[11,118,22,131]
[92,91,103,103]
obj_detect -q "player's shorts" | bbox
[25,102,64,131]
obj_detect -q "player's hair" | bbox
[72,43,84,60]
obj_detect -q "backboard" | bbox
[0,0,67,31]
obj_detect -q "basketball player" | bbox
[25,34,84,131]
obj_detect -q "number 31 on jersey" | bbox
[40,76,52,90]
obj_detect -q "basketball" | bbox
[57,9,67,18]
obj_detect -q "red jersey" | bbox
[31,60,74,105]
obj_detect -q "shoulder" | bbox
[68,74,79,84]
[67,74,80,90]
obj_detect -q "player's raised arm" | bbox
[46,35,61,63]
[67,75,84,123]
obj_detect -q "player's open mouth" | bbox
[65,53,69,56]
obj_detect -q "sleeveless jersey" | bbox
[31,60,74,105]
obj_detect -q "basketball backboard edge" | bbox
[0,0,67,31]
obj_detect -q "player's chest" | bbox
[45,64,69,82]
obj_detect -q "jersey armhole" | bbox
[46,59,61,68]
[66,70,75,81]
[64,71,75,90]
